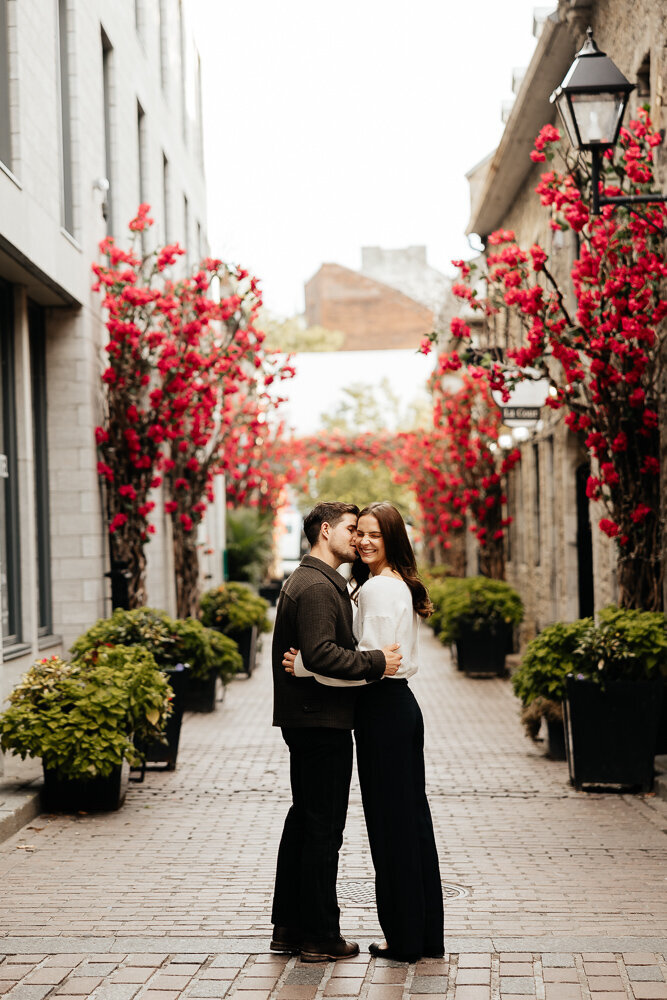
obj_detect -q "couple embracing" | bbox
[271,500,444,964]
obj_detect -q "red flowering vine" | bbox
[92,207,294,613]
[440,110,667,609]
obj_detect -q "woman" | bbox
[286,501,444,962]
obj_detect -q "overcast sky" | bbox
[189,1,547,319]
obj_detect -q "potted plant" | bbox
[71,608,189,769]
[432,576,524,676]
[0,648,171,811]
[563,607,666,792]
[171,617,243,712]
[225,507,274,586]
[200,583,270,676]
[511,619,592,760]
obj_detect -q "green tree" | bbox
[299,379,430,521]
[260,312,345,353]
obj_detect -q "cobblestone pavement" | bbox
[0,621,666,999]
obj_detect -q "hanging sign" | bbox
[491,370,551,428]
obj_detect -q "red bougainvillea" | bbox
[439,110,667,609]
[92,207,294,613]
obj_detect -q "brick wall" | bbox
[304,263,434,351]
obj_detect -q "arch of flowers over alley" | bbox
[94,108,666,616]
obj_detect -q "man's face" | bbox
[324,513,358,565]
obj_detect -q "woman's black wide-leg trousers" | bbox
[355,679,444,960]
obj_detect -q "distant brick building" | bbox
[304,254,438,352]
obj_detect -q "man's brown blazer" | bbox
[272,555,386,729]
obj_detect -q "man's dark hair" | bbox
[303,501,359,547]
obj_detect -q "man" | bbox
[271,501,402,963]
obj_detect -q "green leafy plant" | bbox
[512,619,593,738]
[0,648,171,780]
[207,629,244,683]
[574,606,667,684]
[70,607,241,682]
[200,582,271,638]
[431,576,524,644]
[225,507,274,584]
[512,608,667,739]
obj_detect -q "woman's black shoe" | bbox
[368,942,420,963]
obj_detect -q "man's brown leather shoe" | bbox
[270,925,301,953]
[300,936,360,962]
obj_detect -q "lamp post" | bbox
[550,27,666,214]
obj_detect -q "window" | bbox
[0,280,21,646]
[183,193,189,268]
[57,0,74,234]
[178,0,186,141]
[134,0,143,37]
[137,101,147,250]
[0,0,11,168]
[29,303,52,635]
[158,0,168,90]
[162,152,170,243]
[533,442,541,566]
[101,29,114,235]
[195,50,204,166]
[636,53,650,99]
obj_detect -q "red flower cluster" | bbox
[92,208,295,612]
[447,111,666,608]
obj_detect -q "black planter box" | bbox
[136,664,188,770]
[546,717,566,761]
[42,761,129,812]
[456,623,510,676]
[259,581,282,606]
[233,624,258,676]
[564,676,663,792]
[655,682,667,755]
[184,672,223,713]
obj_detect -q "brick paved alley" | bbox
[0,622,666,999]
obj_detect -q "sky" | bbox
[189,0,547,319]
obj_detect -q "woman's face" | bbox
[356,514,388,575]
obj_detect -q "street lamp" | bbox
[550,27,666,214]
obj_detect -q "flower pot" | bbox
[259,581,282,606]
[546,717,566,761]
[655,682,667,756]
[184,672,222,713]
[456,622,510,676]
[42,760,129,812]
[234,624,259,676]
[136,663,189,771]
[564,675,663,792]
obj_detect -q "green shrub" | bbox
[226,507,273,584]
[70,607,242,682]
[200,582,271,638]
[200,627,243,683]
[578,606,667,683]
[511,608,667,739]
[430,576,524,644]
[0,647,171,780]
[512,619,593,707]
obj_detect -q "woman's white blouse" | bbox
[294,574,420,686]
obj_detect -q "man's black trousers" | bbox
[272,726,353,941]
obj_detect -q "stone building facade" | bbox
[464,0,667,644]
[304,255,437,351]
[0,1,222,739]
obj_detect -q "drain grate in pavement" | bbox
[338,880,470,905]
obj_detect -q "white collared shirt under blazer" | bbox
[295,575,420,687]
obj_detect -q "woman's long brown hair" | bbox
[351,502,433,618]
